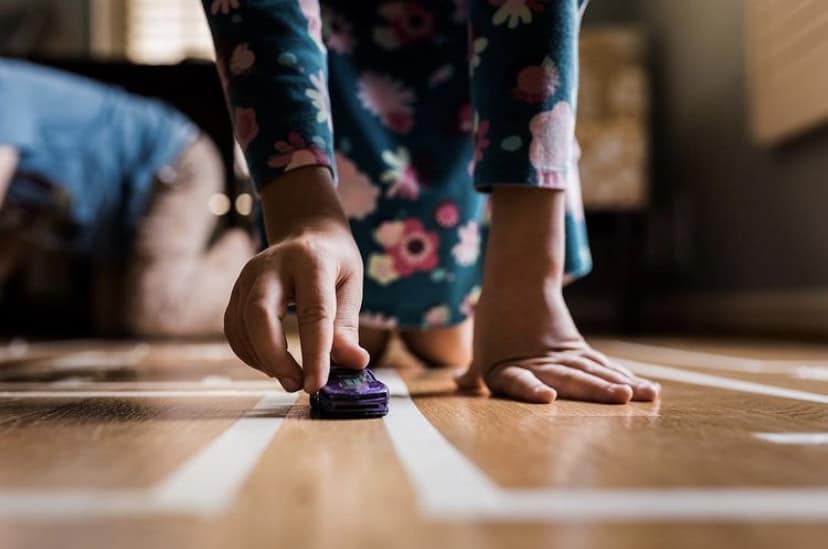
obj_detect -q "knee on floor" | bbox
[399,321,473,368]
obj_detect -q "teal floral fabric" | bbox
[203,0,592,329]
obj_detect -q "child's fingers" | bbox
[534,364,633,404]
[294,263,337,393]
[570,350,661,401]
[331,271,369,369]
[556,355,657,402]
[243,274,303,392]
[485,364,556,404]
[224,282,260,369]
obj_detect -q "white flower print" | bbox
[424,305,451,327]
[470,37,488,74]
[452,220,481,266]
[374,220,405,248]
[380,147,421,199]
[359,312,398,329]
[335,152,379,220]
[367,254,400,285]
[491,0,534,29]
[460,286,482,316]
[306,70,332,132]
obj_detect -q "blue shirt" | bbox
[0,59,197,260]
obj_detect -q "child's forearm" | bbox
[259,166,351,245]
[485,186,566,287]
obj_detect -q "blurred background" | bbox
[1,0,826,339]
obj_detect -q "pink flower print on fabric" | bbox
[230,43,255,75]
[335,152,379,220]
[374,2,436,50]
[513,57,559,103]
[528,101,575,189]
[435,201,460,228]
[452,220,481,266]
[298,0,325,51]
[234,108,259,150]
[357,72,416,134]
[268,132,330,171]
[390,219,440,276]
[372,219,440,280]
[211,0,239,16]
[380,147,420,199]
[322,9,355,54]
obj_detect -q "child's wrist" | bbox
[485,186,566,284]
[259,166,351,244]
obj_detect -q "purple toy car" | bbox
[310,366,389,419]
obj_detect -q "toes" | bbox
[534,364,633,404]
[485,365,557,404]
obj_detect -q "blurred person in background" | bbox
[0,58,254,337]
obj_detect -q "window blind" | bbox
[125,0,214,63]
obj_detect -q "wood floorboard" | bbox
[1,336,828,549]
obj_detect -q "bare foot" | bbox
[399,319,472,368]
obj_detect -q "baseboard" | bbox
[645,289,828,338]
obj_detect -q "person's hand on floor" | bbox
[457,187,661,404]
[224,167,369,393]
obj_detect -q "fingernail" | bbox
[281,377,301,392]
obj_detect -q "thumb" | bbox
[332,272,370,368]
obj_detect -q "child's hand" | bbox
[224,167,369,393]
[458,187,660,404]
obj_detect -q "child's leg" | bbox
[120,135,255,337]
[399,319,473,368]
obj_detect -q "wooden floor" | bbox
[2,335,828,549]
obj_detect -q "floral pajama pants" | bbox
[204,0,591,329]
